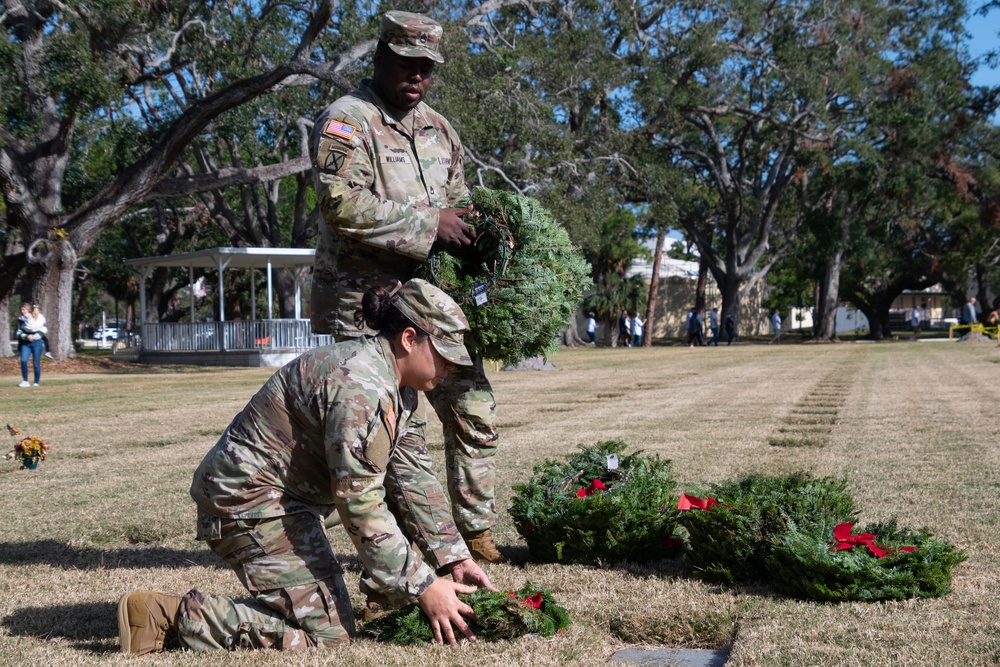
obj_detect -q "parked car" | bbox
[94,327,118,341]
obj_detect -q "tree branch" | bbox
[146,157,312,199]
[65,0,337,246]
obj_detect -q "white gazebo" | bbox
[124,247,333,367]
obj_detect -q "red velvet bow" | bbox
[677,493,718,511]
[508,592,544,609]
[832,522,885,558]
[576,479,607,497]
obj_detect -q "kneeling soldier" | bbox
[118,279,496,653]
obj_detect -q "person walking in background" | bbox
[687,307,703,348]
[724,312,736,345]
[769,309,782,344]
[962,297,980,341]
[307,11,503,565]
[707,307,720,346]
[15,303,45,387]
[618,309,631,348]
[911,305,922,341]
[963,297,978,326]
[586,311,597,345]
[630,312,644,347]
[117,280,497,655]
[17,304,53,358]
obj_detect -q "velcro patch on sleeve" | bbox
[321,146,348,173]
[324,119,357,142]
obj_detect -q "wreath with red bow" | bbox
[766,517,966,602]
[676,472,857,585]
[676,473,966,601]
[360,582,570,644]
[509,440,684,564]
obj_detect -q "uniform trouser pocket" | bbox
[196,512,355,648]
[207,512,340,591]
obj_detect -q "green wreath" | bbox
[360,582,571,644]
[766,517,967,602]
[509,440,684,564]
[678,473,857,585]
[416,187,592,365]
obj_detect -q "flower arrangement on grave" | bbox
[676,472,857,585]
[5,424,50,470]
[360,582,570,644]
[766,517,967,602]
[416,186,592,365]
[509,440,683,564]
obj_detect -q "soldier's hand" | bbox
[449,558,499,592]
[436,205,476,250]
[417,577,478,646]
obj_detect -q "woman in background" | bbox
[15,303,46,387]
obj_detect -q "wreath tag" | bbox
[473,282,488,306]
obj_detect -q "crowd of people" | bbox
[614,309,645,347]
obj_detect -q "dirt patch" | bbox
[0,355,139,375]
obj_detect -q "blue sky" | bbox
[966,4,998,88]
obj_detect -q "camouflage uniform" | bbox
[309,12,499,534]
[180,334,472,650]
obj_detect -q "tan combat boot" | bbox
[362,590,392,623]
[463,528,507,564]
[117,591,182,655]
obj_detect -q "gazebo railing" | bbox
[142,320,334,352]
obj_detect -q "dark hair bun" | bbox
[356,285,395,330]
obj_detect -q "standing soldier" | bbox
[308,9,505,581]
[118,280,497,654]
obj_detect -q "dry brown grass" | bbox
[2,342,1000,665]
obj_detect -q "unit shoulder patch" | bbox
[322,147,348,173]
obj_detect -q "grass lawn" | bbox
[2,340,1000,666]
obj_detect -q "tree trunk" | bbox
[695,255,708,312]
[560,324,587,347]
[74,274,91,335]
[816,247,843,340]
[719,275,742,339]
[604,316,618,347]
[0,293,11,357]
[275,269,297,319]
[856,295,892,341]
[974,263,989,317]
[24,239,78,359]
[643,228,667,347]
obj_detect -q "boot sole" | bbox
[117,593,133,653]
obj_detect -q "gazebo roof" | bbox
[123,246,315,270]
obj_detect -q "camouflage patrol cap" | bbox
[380,10,444,64]
[392,279,472,366]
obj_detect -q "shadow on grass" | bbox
[3,600,119,653]
[504,544,692,579]
[0,539,367,574]
[0,539,226,570]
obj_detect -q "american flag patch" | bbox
[324,119,356,141]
